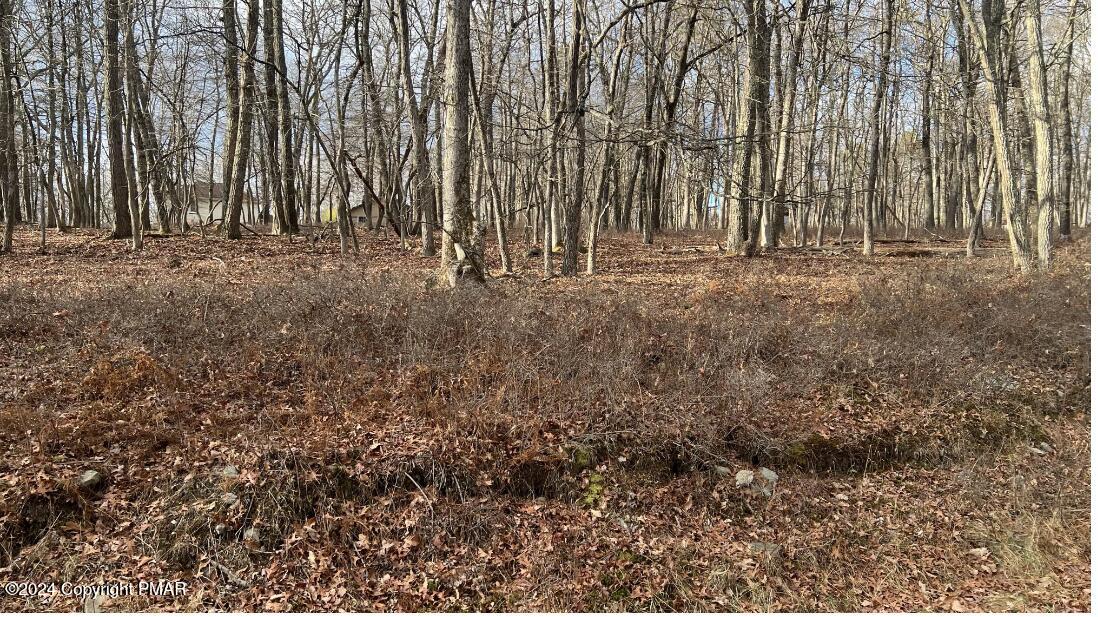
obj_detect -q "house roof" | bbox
[192,182,223,200]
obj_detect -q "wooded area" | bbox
[0,0,1089,275]
[0,0,1092,612]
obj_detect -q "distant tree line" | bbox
[0,0,1089,275]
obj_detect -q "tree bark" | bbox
[958,0,1031,271]
[771,0,812,248]
[105,0,131,239]
[440,0,482,285]
[0,0,16,253]
[862,0,893,257]
[395,0,437,256]
[726,0,768,257]
[1022,0,1054,269]
[220,0,239,227]
[560,0,587,276]
[226,0,259,239]
[1057,0,1077,240]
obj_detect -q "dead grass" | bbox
[0,228,1089,610]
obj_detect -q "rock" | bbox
[77,469,105,493]
[985,373,1019,391]
[967,547,990,560]
[221,492,239,507]
[713,465,732,478]
[220,465,241,479]
[1038,442,1054,454]
[83,594,106,613]
[735,470,754,488]
[748,541,782,557]
[204,561,249,587]
[758,467,779,484]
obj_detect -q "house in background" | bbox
[348,204,372,225]
[185,182,255,225]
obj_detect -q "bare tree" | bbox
[0,0,1085,274]
[862,0,893,257]
[0,0,15,253]
[1022,0,1055,270]
[225,0,260,239]
[440,0,482,285]
[104,0,132,240]
[958,0,1032,272]
[1057,0,1078,240]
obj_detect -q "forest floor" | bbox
[0,226,1090,611]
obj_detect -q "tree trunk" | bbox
[1057,0,1077,240]
[560,0,586,276]
[273,0,298,233]
[262,0,287,234]
[440,0,482,285]
[920,3,936,231]
[1022,0,1054,270]
[862,0,893,257]
[105,0,131,239]
[395,0,437,256]
[0,0,16,253]
[771,0,812,249]
[220,0,239,228]
[958,0,1031,271]
[726,0,767,257]
[226,0,259,239]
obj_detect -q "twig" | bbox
[922,227,950,243]
[403,472,435,516]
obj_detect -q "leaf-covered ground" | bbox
[0,228,1090,611]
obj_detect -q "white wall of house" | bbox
[184,199,222,225]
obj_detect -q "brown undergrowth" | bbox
[0,228,1089,610]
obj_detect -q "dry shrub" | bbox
[80,352,183,400]
[0,484,91,568]
[0,254,1088,480]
